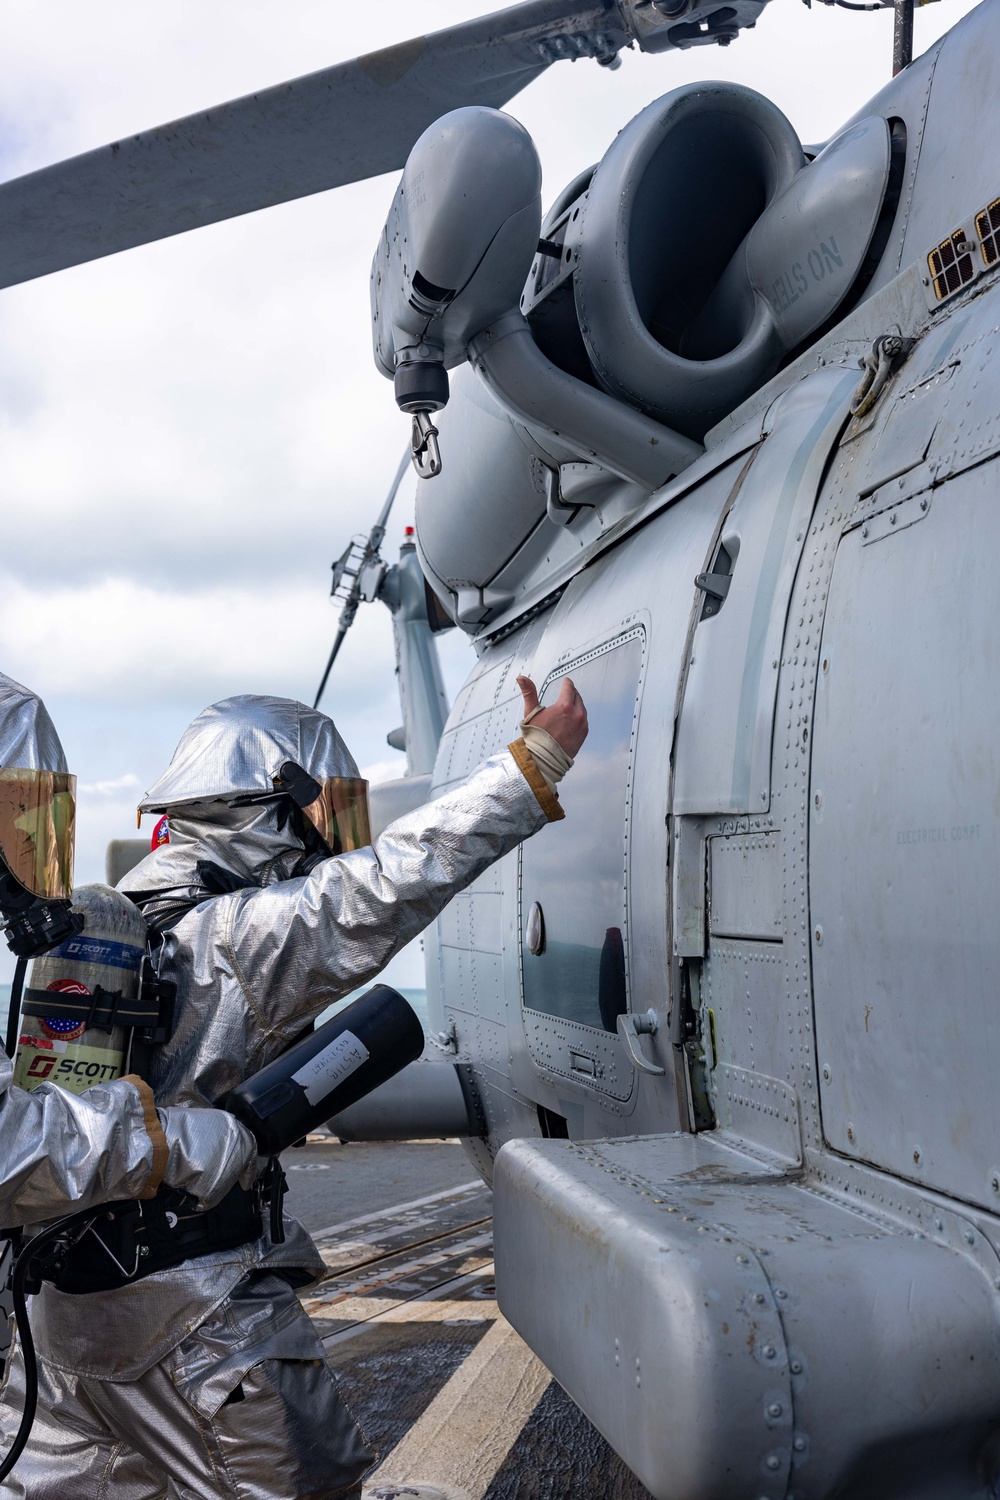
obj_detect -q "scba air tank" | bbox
[13,885,146,1095]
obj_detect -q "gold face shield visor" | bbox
[270,761,371,855]
[0,768,76,900]
[299,776,371,855]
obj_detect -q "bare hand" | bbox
[517,675,588,758]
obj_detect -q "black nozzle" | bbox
[220,984,424,1157]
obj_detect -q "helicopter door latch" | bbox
[427,1017,458,1055]
[695,538,737,620]
[695,570,731,601]
[616,1009,666,1076]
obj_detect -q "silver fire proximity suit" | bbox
[0,694,564,1500]
[0,671,256,1226]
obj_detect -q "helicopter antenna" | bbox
[313,450,410,710]
[892,0,915,72]
[801,0,917,75]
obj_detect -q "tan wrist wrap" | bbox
[121,1074,169,1200]
[508,738,564,822]
[521,722,573,789]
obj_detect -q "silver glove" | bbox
[157,1104,257,1210]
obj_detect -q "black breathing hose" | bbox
[0,1202,126,1483]
[0,1230,41,1485]
[0,946,37,1480]
[4,957,26,1060]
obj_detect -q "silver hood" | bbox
[0,671,68,772]
[122,695,359,913]
[138,694,358,813]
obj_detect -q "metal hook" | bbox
[410,412,442,480]
[850,332,913,419]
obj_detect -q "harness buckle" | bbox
[135,955,176,1045]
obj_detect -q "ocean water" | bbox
[0,984,428,1052]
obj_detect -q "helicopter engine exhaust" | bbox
[373,84,901,633]
[524,81,897,441]
[555,82,805,439]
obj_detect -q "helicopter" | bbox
[3,0,1000,1495]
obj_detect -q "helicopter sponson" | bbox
[360,3,1000,1495]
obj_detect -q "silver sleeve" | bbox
[0,1054,158,1226]
[229,748,551,1033]
[0,1050,258,1225]
[157,1106,258,1210]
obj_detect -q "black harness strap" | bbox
[21,984,161,1034]
[44,1180,266,1295]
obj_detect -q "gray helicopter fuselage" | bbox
[399,2,1000,1492]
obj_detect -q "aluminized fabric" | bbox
[0,1052,155,1224]
[0,673,67,775]
[39,746,548,1384]
[156,1104,257,1211]
[138,695,359,815]
[125,801,306,914]
[0,1047,255,1227]
[0,1274,371,1499]
[27,747,551,1392]
[16,693,552,1496]
[0,675,256,1225]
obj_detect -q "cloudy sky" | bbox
[0,0,976,983]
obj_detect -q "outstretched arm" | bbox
[231,679,588,1042]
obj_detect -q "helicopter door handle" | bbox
[695,570,731,601]
[695,537,737,621]
[616,1010,665,1076]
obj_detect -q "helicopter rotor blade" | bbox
[0,1,618,292]
[0,0,775,292]
[370,450,413,554]
[313,618,353,712]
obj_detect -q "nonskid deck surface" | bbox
[304,1182,654,1500]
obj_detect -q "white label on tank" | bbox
[291,1030,370,1107]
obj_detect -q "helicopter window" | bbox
[520,632,642,1036]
